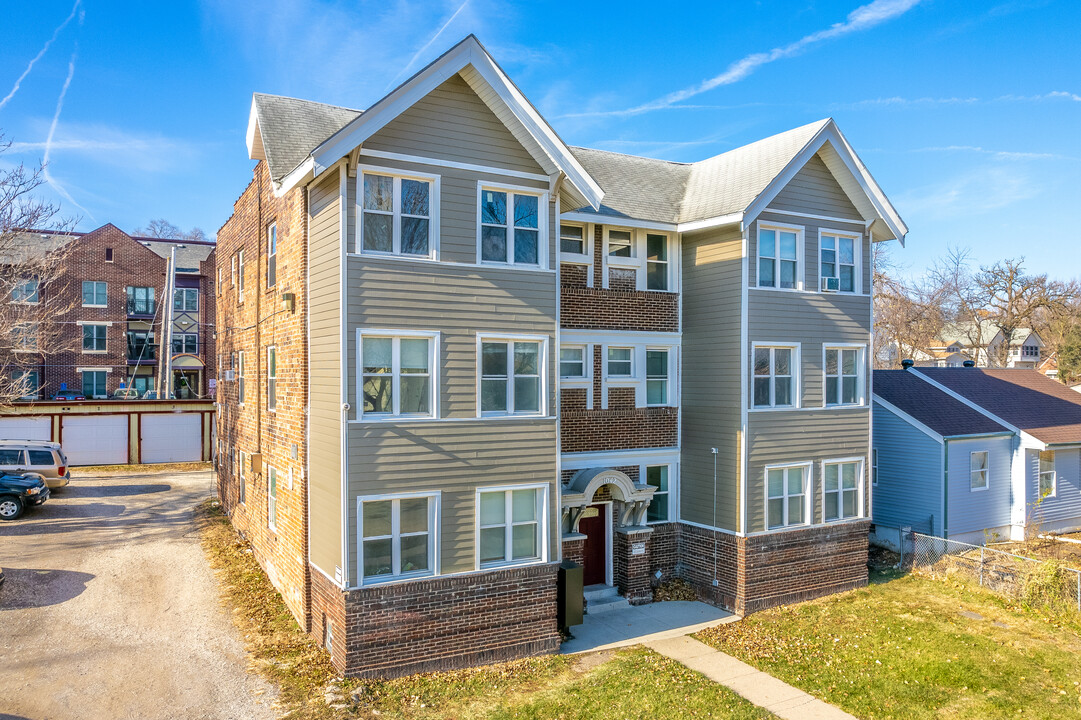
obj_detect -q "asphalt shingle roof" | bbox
[139,238,215,271]
[252,93,362,182]
[874,370,1010,438]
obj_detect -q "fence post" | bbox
[980,547,985,586]
[1076,570,1080,613]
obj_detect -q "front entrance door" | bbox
[578,503,607,586]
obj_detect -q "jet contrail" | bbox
[0,0,82,112]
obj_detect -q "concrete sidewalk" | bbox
[646,635,857,720]
[561,600,736,654]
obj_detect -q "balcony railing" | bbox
[127,299,156,317]
[127,345,157,363]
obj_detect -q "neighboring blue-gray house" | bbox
[872,367,1081,546]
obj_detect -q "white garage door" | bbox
[63,415,128,466]
[141,413,201,463]
[0,417,52,442]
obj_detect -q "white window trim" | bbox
[970,450,990,492]
[267,466,278,532]
[822,344,867,408]
[217,267,222,296]
[82,281,108,308]
[642,231,674,293]
[644,462,678,524]
[820,457,865,523]
[266,222,277,288]
[558,221,591,265]
[475,333,548,418]
[237,350,246,406]
[81,323,109,354]
[237,250,245,304]
[750,342,801,411]
[474,483,549,570]
[593,339,680,409]
[871,448,878,487]
[355,329,440,421]
[357,165,441,260]
[266,346,277,413]
[604,226,637,267]
[1038,450,1057,498]
[238,450,247,504]
[764,461,813,530]
[605,346,635,382]
[173,287,199,312]
[476,182,549,270]
[81,369,109,399]
[755,222,805,292]
[558,343,590,383]
[818,228,863,294]
[645,346,673,407]
[356,491,440,586]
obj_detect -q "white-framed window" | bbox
[267,346,277,411]
[479,335,545,416]
[82,324,107,352]
[174,288,198,312]
[753,344,798,409]
[358,331,438,419]
[478,185,544,267]
[82,281,107,307]
[871,448,878,486]
[238,351,246,404]
[645,233,669,291]
[238,450,246,504]
[766,463,810,529]
[11,278,39,304]
[359,493,438,583]
[477,484,547,568]
[127,286,154,315]
[217,267,222,296]
[559,222,587,256]
[645,465,671,523]
[824,346,864,406]
[267,466,278,531]
[12,323,38,352]
[970,451,989,491]
[11,370,39,400]
[360,170,437,258]
[231,253,237,288]
[1039,450,1056,498]
[266,222,277,288]
[820,230,859,293]
[237,250,245,303]
[607,347,632,377]
[606,227,634,259]
[172,333,198,354]
[757,224,801,290]
[646,349,669,406]
[823,459,862,522]
[560,346,586,379]
[81,370,108,399]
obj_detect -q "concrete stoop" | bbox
[584,584,630,614]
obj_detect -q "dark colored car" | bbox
[52,391,85,401]
[0,472,49,520]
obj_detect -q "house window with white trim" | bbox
[172,333,198,354]
[560,346,586,378]
[480,339,542,415]
[361,172,433,257]
[11,370,39,400]
[767,464,809,529]
[238,351,246,404]
[360,334,435,417]
[360,495,436,581]
[12,323,38,352]
[824,460,860,521]
[238,450,246,504]
[478,486,545,567]
[645,465,671,523]
[753,346,796,408]
[646,349,669,405]
[757,226,799,289]
[11,278,39,303]
[824,347,863,406]
[237,250,245,303]
[871,448,878,486]
[480,188,540,266]
[82,324,107,352]
[820,233,858,292]
[82,281,107,307]
[970,451,989,491]
[267,466,278,531]
[81,370,107,399]
[560,223,586,255]
[646,233,669,290]
[174,288,198,312]
[267,346,277,411]
[1039,450,1056,498]
[266,222,277,288]
[606,228,633,258]
[607,347,632,377]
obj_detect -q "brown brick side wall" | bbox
[649,522,679,581]
[677,523,741,610]
[342,564,561,679]
[561,403,678,453]
[560,263,588,288]
[562,537,585,566]
[560,286,678,332]
[310,565,348,673]
[614,528,653,604]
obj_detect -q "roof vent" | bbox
[901,359,915,369]
[962,359,975,368]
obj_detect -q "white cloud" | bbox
[42,52,91,218]
[383,0,472,92]
[913,145,1067,161]
[0,0,81,112]
[10,123,201,173]
[897,166,1040,220]
[838,91,1081,109]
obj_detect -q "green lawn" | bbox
[696,569,1081,720]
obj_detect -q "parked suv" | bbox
[0,442,70,489]
[0,472,49,520]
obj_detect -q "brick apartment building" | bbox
[216,36,907,679]
[4,223,217,401]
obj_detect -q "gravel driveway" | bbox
[0,470,279,720]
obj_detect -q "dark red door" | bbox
[579,504,606,586]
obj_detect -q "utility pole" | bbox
[158,245,177,398]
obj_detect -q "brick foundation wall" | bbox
[649,522,679,582]
[677,523,741,610]
[310,565,348,673]
[342,564,561,679]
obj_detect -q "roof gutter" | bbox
[273,157,315,198]
[560,211,676,232]
[944,431,1015,441]
[676,212,743,234]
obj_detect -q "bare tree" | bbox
[136,218,208,243]
[872,243,947,368]
[976,259,1071,367]
[0,134,78,407]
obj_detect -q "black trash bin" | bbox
[557,559,583,630]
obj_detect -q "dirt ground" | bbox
[0,469,279,720]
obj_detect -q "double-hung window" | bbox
[82,281,107,307]
[824,347,863,406]
[480,338,543,415]
[82,324,107,352]
[11,370,39,400]
[606,228,633,258]
[266,223,277,288]
[172,333,198,354]
[238,450,247,504]
[361,172,434,257]
[360,495,436,582]
[646,233,669,290]
[646,349,669,405]
[970,451,989,491]
[174,288,198,312]
[360,333,435,418]
[753,345,796,408]
[237,351,246,404]
[607,347,632,377]
[267,346,277,411]
[560,346,586,379]
[757,226,799,289]
[480,187,541,266]
[767,464,809,529]
[1039,450,1056,498]
[646,465,671,522]
[560,223,586,255]
[12,279,39,303]
[81,370,107,399]
[871,448,879,486]
[820,232,858,292]
[12,323,38,352]
[267,466,278,531]
[824,460,861,521]
[237,250,245,302]
[478,486,545,567]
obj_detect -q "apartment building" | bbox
[4,223,217,400]
[215,35,906,679]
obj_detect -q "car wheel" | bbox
[0,496,24,520]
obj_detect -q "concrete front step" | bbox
[584,584,629,614]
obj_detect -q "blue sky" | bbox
[1,0,1078,279]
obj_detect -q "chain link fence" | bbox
[906,531,1081,612]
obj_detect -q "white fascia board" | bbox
[676,212,742,233]
[245,98,263,160]
[871,396,944,443]
[274,157,314,197]
[560,211,676,232]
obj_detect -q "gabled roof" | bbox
[915,368,1081,445]
[935,321,1040,349]
[247,94,362,185]
[139,237,215,271]
[874,370,1010,439]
